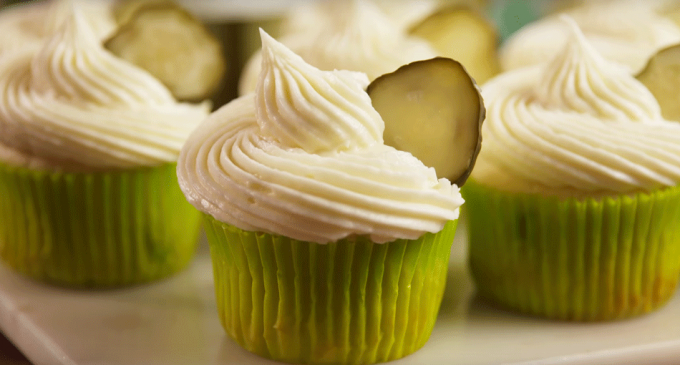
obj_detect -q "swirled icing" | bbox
[472,19,680,196]
[238,0,437,95]
[178,31,463,244]
[0,0,116,53]
[0,4,209,171]
[500,1,680,74]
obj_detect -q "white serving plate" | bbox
[1,225,680,365]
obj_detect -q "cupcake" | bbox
[500,0,680,74]
[0,4,209,287]
[177,31,465,364]
[464,19,680,321]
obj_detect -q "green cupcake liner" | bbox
[463,180,680,321]
[0,161,201,287]
[202,214,458,365]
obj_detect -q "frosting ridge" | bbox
[0,0,115,53]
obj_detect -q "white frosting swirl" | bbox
[473,19,680,196]
[0,0,116,53]
[0,5,209,171]
[179,31,463,244]
[500,0,680,74]
[238,0,437,95]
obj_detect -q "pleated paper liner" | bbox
[463,180,680,321]
[203,214,458,365]
[0,161,201,287]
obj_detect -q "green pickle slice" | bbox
[367,57,486,187]
[409,6,500,84]
[637,43,680,122]
[105,1,226,101]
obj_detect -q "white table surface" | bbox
[1,225,680,365]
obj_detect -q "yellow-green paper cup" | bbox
[463,180,680,321]
[0,161,201,287]
[203,213,458,364]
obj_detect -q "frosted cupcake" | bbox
[178,31,464,364]
[500,0,680,74]
[0,5,209,287]
[464,19,680,321]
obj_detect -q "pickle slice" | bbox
[367,57,485,186]
[636,43,680,121]
[409,6,500,84]
[105,2,226,101]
